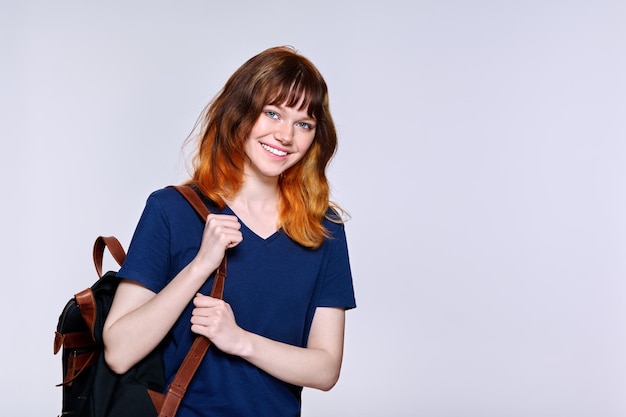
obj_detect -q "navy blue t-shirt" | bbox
[117,187,356,417]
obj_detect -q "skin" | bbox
[102,100,346,391]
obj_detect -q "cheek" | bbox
[299,134,316,153]
[243,136,259,160]
[248,121,265,138]
[293,137,317,166]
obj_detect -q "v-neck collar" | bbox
[224,205,281,243]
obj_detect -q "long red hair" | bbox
[188,46,341,248]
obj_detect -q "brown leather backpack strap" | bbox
[158,259,226,417]
[170,184,211,220]
[81,236,125,338]
[92,236,126,278]
[75,288,97,339]
[157,185,227,417]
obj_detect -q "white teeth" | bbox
[261,143,287,156]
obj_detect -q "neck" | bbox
[227,168,280,210]
[224,169,281,238]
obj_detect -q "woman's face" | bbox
[243,99,316,181]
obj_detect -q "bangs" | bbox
[265,66,326,118]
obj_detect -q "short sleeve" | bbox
[317,222,356,310]
[117,192,171,293]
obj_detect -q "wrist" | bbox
[187,257,219,283]
[235,330,254,359]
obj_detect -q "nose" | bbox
[274,122,294,144]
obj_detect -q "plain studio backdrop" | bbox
[1,1,625,416]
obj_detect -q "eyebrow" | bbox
[265,103,315,118]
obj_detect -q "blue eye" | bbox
[265,111,279,119]
[296,122,314,130]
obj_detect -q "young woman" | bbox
[102,46,356,417]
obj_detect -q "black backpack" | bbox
[53,236,122,398]
[54,235,166,416]
[54,185,226,417]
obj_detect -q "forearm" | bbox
[238,331,343,391]
[191,300,346,390]
[103,261,213,373]
[199,307,347,391]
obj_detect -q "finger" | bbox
[190,310,207,322]
[206,214,241,229]
[193,293,222,307]
[193,294,209,307]
[206,213,239,222]
[213,228,242,247]
[206,223,242,242]
[226,233,243,248]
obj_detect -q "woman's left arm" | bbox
[191,295,346,391]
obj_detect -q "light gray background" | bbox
[1,1,625,416]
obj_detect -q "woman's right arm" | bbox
[102,213,242,374]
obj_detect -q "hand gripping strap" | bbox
[156,185,227,417]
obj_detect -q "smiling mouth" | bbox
[261,143,288,157]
